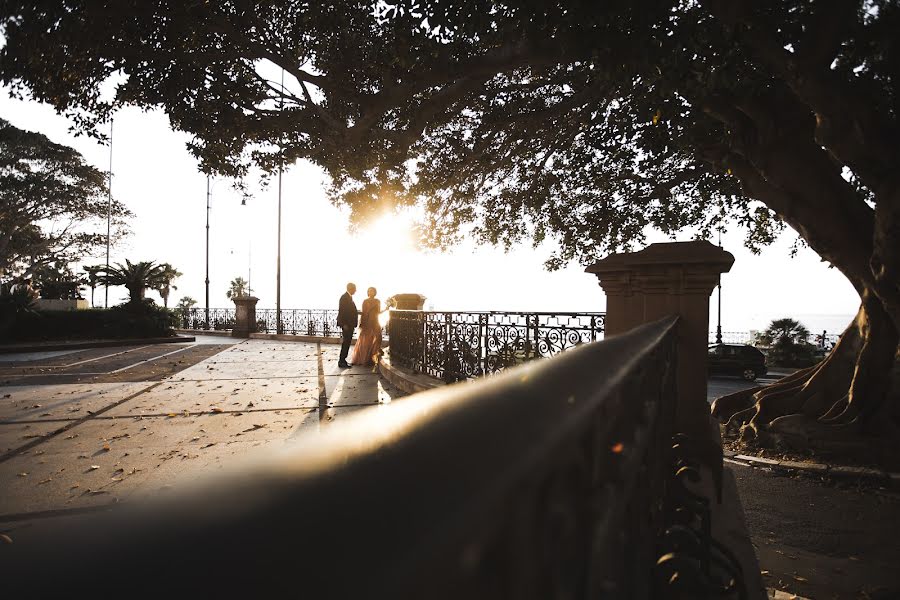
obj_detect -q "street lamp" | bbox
[205,176,211,327]
[715,229,723,344]
[105,117,113,308]
[276,68,284,335]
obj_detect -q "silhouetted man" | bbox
[337,282,358,368]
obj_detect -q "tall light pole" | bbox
[104,118,113,308]
[715,229,723,344]
[276,68,284,334]
[205,176,211,327]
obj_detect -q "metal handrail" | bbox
[7,317,684,598]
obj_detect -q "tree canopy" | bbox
[0,117,131,282]
[1,1,898,442]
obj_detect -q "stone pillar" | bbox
[391,293,427,310]
[232,296,259,338]
[586,241,734,439]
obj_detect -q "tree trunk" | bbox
[702,90,900,451]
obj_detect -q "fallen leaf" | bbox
[17,472,28,477]
[38,477,52,485]
[89,465,100,470]
[793,575,808,582]
[101,442,111,452]
[211,407,224,413]
[70,484,80,490]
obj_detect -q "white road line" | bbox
[108,344,197,374]
[27,345,154,368]
[8,372,108,377]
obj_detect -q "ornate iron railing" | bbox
[254,308,340,337]
[5,316,742,598]
[708,330,840,347]
[178,307,236,331]
[389,309,606,382]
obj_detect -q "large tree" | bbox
[0,118,131,281]
[1,1,897,449]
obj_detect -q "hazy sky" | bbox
[3,88,860,336]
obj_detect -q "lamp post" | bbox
[105,118,113,308]
[276,68,284,335]
[715,229,723,344]
[205,176,211,327]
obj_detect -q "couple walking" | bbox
[337,282,388,368]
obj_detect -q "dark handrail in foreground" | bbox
[6,317,679,598]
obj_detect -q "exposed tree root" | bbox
[712,302,900,456]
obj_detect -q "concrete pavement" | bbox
[0,337,403,530]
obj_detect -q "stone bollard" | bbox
[586,240,734,447]
[231,296,259,338]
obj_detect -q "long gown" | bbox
[351,297,383,366]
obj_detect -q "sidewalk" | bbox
[0,339,403,529]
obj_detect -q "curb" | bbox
[768,590,812,600]
[0,335,195,354]
[377,353,444,395]
[724,451,899,487]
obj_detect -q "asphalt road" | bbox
[731,464,900,599]
[709,374,900,599]
[707,374,777,403]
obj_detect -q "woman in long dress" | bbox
[351,287,386,366]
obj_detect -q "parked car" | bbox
[707,343,768,381]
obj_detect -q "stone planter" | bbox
[390,293,427,310]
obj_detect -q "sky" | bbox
[3,88,861,337]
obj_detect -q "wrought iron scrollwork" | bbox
[655,434,745,599]
[389,310,606,381]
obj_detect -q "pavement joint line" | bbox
[107,344,198,374]
[0,404,327,424]
[317,342,327,406]
[0,381,164,463]
[0,502,122,523]
[8,344,154,369]
[170,375,322,382]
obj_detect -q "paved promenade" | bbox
[0,336,403,533]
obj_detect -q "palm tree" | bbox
[753,318,815,367]
[152,263,182,308]
[176,296,197,311]
[83,264,104,307]
[226,277,250,300]
[756,318,812,347]
[98,260,167,306]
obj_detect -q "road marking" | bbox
[0,381,164,463]
[9,345,154,369]
[107,344,197,374]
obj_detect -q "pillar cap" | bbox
[585,240,734,275]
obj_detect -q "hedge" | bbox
[1,304,178,342]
